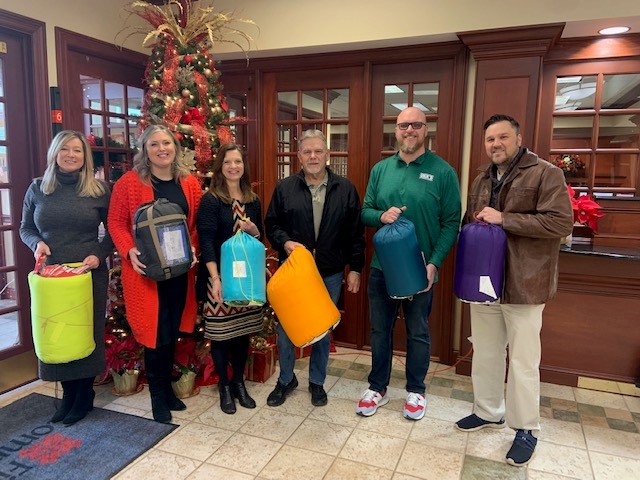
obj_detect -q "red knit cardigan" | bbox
[108,171,202,348]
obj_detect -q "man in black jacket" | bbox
[265,129,365,407]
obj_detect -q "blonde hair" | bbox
[208,143,257,203]
[132,125,191,184]
[40,130,105,197]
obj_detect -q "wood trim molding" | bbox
[0,9,50,176]
[55,27,147,129]
[458,23,564,60]
[545,34,640,63]
[220,41,467,74]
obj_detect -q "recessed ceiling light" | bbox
[598,26,630,35]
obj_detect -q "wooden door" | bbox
[261,67,367,346]
[0,18,49,392]
[367,59,463,363]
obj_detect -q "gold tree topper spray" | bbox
[121,0,256,54]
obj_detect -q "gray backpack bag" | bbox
[133,198,192,281]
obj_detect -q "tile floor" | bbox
[1,347,640,479]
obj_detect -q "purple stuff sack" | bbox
[454,220,507,303]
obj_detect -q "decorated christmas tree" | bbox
[123,0,254,176]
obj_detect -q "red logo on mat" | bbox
[18,433,82,464]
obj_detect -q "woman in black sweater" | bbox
[197,143,263,414]
[20,130,113,425]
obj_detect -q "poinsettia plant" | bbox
[105,333,143,375]
[567,185,604,233]
[174,336,211,376]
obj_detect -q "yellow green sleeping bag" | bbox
[28,266,95,364]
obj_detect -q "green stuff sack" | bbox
[28,264,95,364]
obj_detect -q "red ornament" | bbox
[184,55,193,63]
[175,132,183,141]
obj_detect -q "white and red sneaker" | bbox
[403,392,426,420]
[355,388,389,417]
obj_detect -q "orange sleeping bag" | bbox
[266,247,340,347]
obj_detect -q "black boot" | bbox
[219,385,236,414]
[63,377,95,425]
[51,380,77,423]
[145,347,172,423]
[231,381,256,409]
[163,344,186,411]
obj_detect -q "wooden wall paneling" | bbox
[593,198,640,248]
[541,252,640,384]
[456,24,564,376]
[467,57,543,174]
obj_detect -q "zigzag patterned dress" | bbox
[198,195,264,341]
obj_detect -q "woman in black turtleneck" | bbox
[20,130,113,425]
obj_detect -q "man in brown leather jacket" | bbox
[455,114,573,467]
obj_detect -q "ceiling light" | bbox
[557,76,582,84]
[390,102,429,112]
[560,82,596,100]
[385,85,404,94]
[598,26,630,35]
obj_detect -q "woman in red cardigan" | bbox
[108,125,201,423]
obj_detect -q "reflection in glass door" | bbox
[275,88,350,180]
[0,30,37,366]
[0,55,19,352]
[80,75,143,183]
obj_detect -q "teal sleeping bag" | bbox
[220,230,266,306]
[373,216,427,298]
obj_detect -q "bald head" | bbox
[395,107,428,160]
[397,107,427,124]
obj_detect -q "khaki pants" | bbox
[469,302,544,433]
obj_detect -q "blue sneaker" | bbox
[506,429,537,466]
[455,413,505,432]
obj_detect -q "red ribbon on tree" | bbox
[164,97,188,125]
[194,71,210,112]
[216,125,234,145]
[162,38,179,94]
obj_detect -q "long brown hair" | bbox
[208,143,257,203]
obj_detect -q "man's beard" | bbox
[398,136,425,154]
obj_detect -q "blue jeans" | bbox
[367,267,433,394]
[276,271,343,386]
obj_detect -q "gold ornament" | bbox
[212,106,223,114]
[203,68,212,77]
[181,88,191,97]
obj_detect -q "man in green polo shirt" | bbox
[356,106,461,421]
